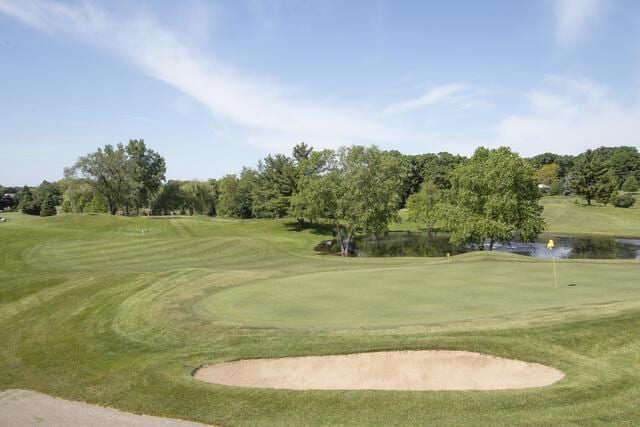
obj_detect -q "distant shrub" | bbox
[613,193,635,208]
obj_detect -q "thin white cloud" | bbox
[490,76,640,155]
[383,83,470,115]
[554,0,604,46]
[0,0,428,151]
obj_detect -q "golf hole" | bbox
[194,350,564,391]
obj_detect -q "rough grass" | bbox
[1,211,640,426]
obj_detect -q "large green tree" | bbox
[252,154,297,218]
[292,146,402,255]
[592,146,640,188]
[405,180,442,233]
[126,139,166,213]
[290,148,333,227]
[179,180,217,215]
[440,147,545,250]
[571,149,617,206]
[66,142,165,215]
[217,169,256,218]
[66,144,133,215]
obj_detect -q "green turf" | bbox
[540,195,640,237]
[1,211,640,425]
[196,255,640,329]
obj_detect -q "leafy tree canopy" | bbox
[571,149,617,206]
[440,147,545,249]
[292,145,402,255]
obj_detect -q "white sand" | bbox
[194,350,564,391]
[0,389,208,427]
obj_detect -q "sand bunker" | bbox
[194,350,564,391]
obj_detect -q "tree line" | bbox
[2,142,637,250]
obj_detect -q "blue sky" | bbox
[1,0,640,185]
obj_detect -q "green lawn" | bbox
[197,254,640,329]
[541,195,640,237]
[1,211,640,425]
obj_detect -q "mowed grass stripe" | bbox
[2,211,640,425]
[24,236,273,272]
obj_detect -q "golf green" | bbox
[195,254,640,329]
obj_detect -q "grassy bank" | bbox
[541,195,640,237]
[1,212,640,425]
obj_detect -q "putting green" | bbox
[195,255,640,329]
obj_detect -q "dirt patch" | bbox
[194,350,564,390]
[0,389,208,426]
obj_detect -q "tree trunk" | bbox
[297,217,304,231]
[336,223,352,256]
[489,239,495,251]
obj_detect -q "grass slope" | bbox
[1,211,640,425]
[541,196,640,237]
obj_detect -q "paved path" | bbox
[0,389,208,427]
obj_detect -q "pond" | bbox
[315,232,640,260]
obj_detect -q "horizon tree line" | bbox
[2,142,638,248]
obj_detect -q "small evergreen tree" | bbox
[40,193,57,217]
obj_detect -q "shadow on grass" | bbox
[283,220,335,236]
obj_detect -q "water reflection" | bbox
[315,232,640,260]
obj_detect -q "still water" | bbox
[315,232,640,260]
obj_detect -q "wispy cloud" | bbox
[490,76,640,155]
[382,83,490,115]
[0,0,428,150]
[553,0,604,46]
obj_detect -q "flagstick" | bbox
[547,239,558,289]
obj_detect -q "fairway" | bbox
[2,212,640,425]
[197,255,640,329]
[541,196,640,237]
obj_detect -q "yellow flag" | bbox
[547,239,555,250]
